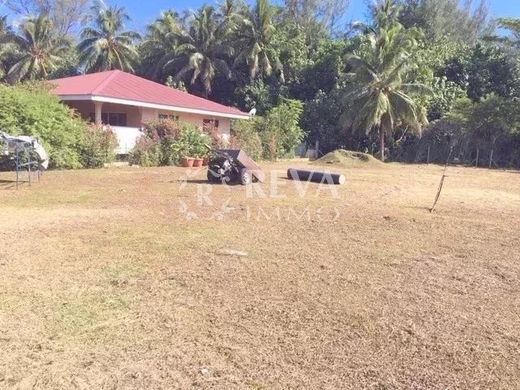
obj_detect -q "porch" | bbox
[63,99,232,154]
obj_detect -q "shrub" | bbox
[261,99,304,160]
[231,99,304,161]
[80,125,118,168]
[204,125,228,149]
[229,119,263,161]
[129,120,210,166]
[0,82,88,169]
[169,124,211,164]
[129,135,161,167]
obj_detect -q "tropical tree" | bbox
[341,0,429,161]
[4,0,90,35]
[485,18,520,52]
[398,0,493,44]
[77,4,140,73]
[5,14,69,83]
[0,16,14,80]
[496,18,520,48]
[284,0,351,34]
[166,6,233,97]
[139,10,181,80]
[233,0,284,82]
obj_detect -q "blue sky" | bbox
[116,0,520,32]
[2,0,520,30]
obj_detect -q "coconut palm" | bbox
[341,0,429,161]
[0,16,12,80]
[486,18,520,51]
[233,0,284,81]
[5,14,69,83]
[78,4,140,73]
[140,10,181,80]
[166,6,233,97]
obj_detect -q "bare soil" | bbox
[0,162,519,389]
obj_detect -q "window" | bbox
[203,119,219,129]
[89,112,127,126]
[159,114,179,121]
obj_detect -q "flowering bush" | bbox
[129,120,210,166]
[80,124,118,168]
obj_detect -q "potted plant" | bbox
[174,124,211,168]
[191,132,211,168]
[171,137,193,167]
[193,155,203,167]
[182,156,195,167]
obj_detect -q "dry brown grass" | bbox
[0,162,519,389]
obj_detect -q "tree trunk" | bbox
[489,138,496,169]
[380,127,385,162]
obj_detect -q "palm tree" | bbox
[341,0,429,161]
[233,0,284,82]
[78,4,140,73]
[486,18,520,50]
[0,16,12,80]
[5,14,69,83]
[139,10,181,80]
[166,6,233,97]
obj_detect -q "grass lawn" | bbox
[0,161,519,389]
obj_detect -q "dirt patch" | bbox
[312,149,383,168]
[0,163,519,388]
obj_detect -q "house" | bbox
[50,70,250,154]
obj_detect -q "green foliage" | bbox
[78,4,140,73]
[396,95,520,166]
[139,10,181,81]
[302,88,347,153]
[129,120,210,166]
[129,136,161,167]
[80,124,118,168]
[442,44,520,101]
[289,38,346,101]
[230,118,264,160]
[495,18,520,49]
[0,16,18,81]
[272,21,312,85]
[5,14,70,83]
[235,79,280,113]
[231,99,304,160]
[233,0,284,82]
[341,0,429,161]
[398,0,493,44]
[451,94,520,144]
[174,124,211,160]
[0,82,87,168]
[164,6,232,97]
[261,98,304,159]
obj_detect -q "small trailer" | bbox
[207,149,265,185]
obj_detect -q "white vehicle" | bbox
[0,132,49,171]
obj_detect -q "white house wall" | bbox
[62,100,241,155]
[154,109,231,137]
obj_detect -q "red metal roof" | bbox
[50,70,248,118]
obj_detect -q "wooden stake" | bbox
[430,147,453,213]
